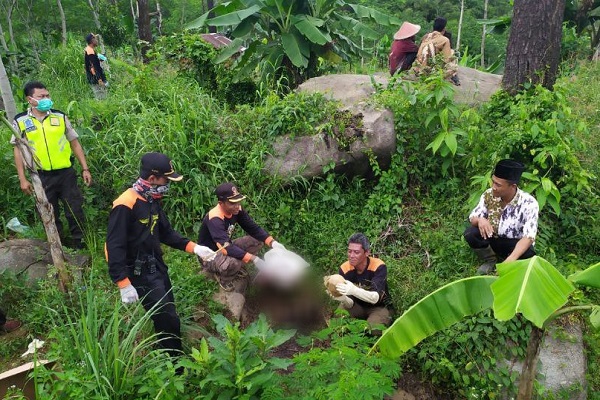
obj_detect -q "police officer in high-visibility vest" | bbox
[11,81,92,249]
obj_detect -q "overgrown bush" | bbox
[404,309,531,399]
[153,32,258,107]
[279,313,401,399]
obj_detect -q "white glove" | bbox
[252,256,266,270]
[120,284,139,304]
[194,244,217,261]
[335,281,380,304]
[271,240,286,250]
[326,289,354,309]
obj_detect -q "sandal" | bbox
[217,277,235,292]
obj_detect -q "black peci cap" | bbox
[494,159,525,183]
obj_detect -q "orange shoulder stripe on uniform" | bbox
[340,261,354,274]
[208,204,227,220]
[367,257,385,271]
[112,189,144,210]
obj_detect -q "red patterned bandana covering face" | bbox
[133,177,168,201]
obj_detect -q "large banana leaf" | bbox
[568,262,600,289]
[281,33,309,68]
[372,276,496,359]
[492,256,575,328]
[292,16,331,45]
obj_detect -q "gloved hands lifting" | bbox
[194,244,217,262]
[271,240,286,250]
[325,289,354,309]
[120,284,139,304]
[335,281,380,304]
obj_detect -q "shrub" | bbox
[279,313,401,399]
[180,314,294,399]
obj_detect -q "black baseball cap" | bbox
[140,152,183,181]
[215,182,246,203]
[85,33,96,44]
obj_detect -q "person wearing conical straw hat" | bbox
[389,21,421,76]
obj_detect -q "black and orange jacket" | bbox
[105,189,196,288]
[84,45,106,84]
[197,204,272,263]
[338,257,392,307]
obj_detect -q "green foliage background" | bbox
[1,0,600,397]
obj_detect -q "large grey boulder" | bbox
[537,322,587,399]
[265,67,502,181]
[296,66,502,107]
[0,239,90,282]
[264,105,395,179]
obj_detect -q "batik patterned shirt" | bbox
[469,188,539,240]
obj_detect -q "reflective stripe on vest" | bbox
[16,112,72,171]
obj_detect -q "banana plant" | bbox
[185,0,400,89]
[372,256,599,399]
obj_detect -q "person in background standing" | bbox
[84,33,108,99]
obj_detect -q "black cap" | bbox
[140,152,183,181]
[85,33,96,44]
[215,182,246,203]
[494,159,525,183]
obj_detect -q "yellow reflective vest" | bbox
[15,110,72,171]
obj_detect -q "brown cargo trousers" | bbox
[347,302,392,331]
[201,236,263,289]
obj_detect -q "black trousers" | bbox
[464,226,535,260]
[39,167,85,243]
[129,265,182,357]
[0,309,6,326]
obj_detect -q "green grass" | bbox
[1,42,600,398]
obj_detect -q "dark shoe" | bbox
[477,261,496,275]
[450,75,461,86]
[1,319,22,333]
[473,246,497,275]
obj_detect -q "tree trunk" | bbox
[0,19,17,72]
[0,53,17,120]
[155,1,162,35]
[57,0,67,47]
[207,0,216,33]
[20,0,41,64]
[456,0,465,51]
[87,0,102,30]
[517,326,544,399]
[137,0,152,63]
[0,117,70,293]
[502,0,566,94]
[481,0,488,68]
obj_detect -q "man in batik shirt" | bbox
[464,159,539,274]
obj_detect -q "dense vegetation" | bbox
[1,0,600,399]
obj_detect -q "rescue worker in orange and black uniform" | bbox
[197,182,286,292]
[105,152,213,357]
[330,233,393,330]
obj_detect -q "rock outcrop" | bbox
[264,67,502,181]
